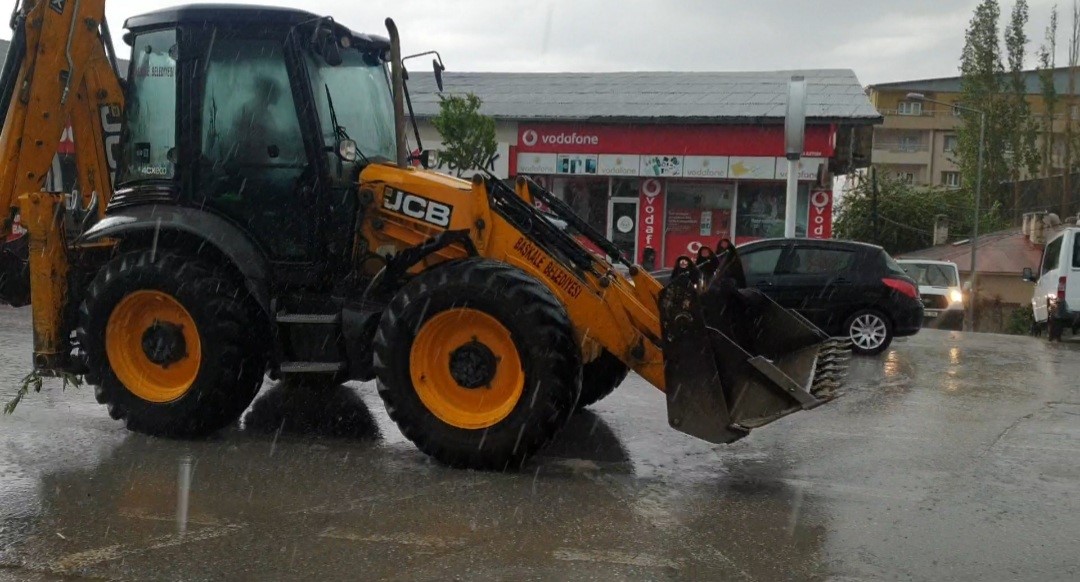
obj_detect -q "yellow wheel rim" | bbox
[105,290,202,403]
[410,308,524,430]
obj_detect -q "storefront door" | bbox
[608,197,639,262]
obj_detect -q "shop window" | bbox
[736,182,787,240]
[553,177,608,234]
[663,181,734,265]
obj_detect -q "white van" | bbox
[896,259,965,329]
[1023,227,1080,340]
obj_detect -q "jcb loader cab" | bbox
[0,2,849,469]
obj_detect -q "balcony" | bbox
[878,109,962,131]
[871,142,932,165]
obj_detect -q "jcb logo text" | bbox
[383,190,453,228]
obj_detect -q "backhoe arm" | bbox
[0,0,122,230]
[0,0,124,367]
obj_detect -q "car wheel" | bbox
[844,309,893,356]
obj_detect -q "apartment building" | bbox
[867,68,1079,188]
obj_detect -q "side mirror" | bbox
[420,149,433,168]
[433,59,445,92]
[315,29,342,66]
[1021,267,1035,282]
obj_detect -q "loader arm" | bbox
[359,166,849,444]
[0,0,125,366]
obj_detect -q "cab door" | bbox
[194,31,322,274]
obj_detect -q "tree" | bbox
[1004,0,1040,222]
[430,93,498,177]
[834,169,1008,256]
[1066,1,1080,214]
[1037,5,1059,194]
[958,0,1010,224]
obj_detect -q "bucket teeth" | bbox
[810,339,851,399]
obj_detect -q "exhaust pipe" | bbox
[385,18,407,167]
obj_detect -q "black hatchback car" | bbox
[737,238,922,354]
[655,239,923,355]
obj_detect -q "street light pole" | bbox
[906,93,985,332]
[968,112,985,332]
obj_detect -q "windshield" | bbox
[306,48,396,162]
[117,29,177,183]
[900,262,959,287]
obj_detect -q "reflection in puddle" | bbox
[176,455,193,535]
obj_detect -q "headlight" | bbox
[949,289,964,304]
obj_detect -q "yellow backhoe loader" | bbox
[0,0,849,468]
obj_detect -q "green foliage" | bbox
[1004,303,1035,335]
[430,93,498,177]
[834,170,1008,255]
[1004,1,1041,181]
[958,0,1012,217]
[1037,7,1059,181]
[4,371,82,414]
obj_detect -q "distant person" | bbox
[715,238,746,289]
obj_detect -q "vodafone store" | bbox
[512,123,836,269]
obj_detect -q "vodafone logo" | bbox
[519,128,599,148]
[811,190,831,208]
[642,179,662,198]
[808,189,833,239]
[687,241,703,254]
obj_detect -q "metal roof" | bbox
[897,228,1054,275]
[407,69,882,124]
[868,66,1080,96]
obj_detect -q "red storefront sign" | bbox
[517,123,834,158]
[807,189,833,239]
[637,178,664,263]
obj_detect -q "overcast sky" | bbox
[18,0,1075,86]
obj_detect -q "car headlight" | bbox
[949,289,964,304]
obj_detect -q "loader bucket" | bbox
[658,265,849,444]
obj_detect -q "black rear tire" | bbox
[373,259,581,470]
[576,349,629,410]
[78,250,267,437]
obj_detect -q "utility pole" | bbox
[871,167,880,244]
[784,76,807,238]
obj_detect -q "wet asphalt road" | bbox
[0,305,1078,581]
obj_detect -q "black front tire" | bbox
[576,349,629,410]
[78,250,267,437]
[373,259,581,470]
[844,308,894,356]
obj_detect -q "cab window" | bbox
[1042,236,1063,275]
[1073,234,1080,268]
[197,36,311,261]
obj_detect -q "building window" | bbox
[943,134,958,153]
[896,171,916,183]
[942,171,961,188]
[951,103,964,116]
[899,135,921,152]
[897,101,923,116]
